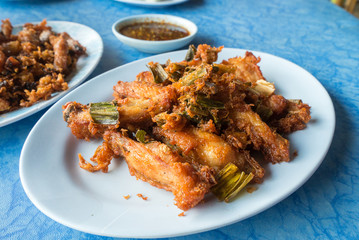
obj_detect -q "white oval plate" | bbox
[114,0,188,7]
[0,21,103,127]
[20,48,335,238]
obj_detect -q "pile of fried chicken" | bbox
[0,19,86,113]
[63,44,311,211]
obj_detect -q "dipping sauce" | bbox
[119,21,190,41]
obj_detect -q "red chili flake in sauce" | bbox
[119,21,190,41]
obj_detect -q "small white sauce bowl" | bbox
[112,14,198,54]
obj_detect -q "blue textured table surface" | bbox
[1,0,359,239]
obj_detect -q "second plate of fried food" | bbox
[0,20,103,127]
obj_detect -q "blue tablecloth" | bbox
[1,0,359,239]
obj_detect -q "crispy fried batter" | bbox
[79,140,116,173]
[153,126,264,182]
[231,109,290,163]
[194,44,223,64]
[270,99,311,133]
[113,79,178,128]
[224,51,264,84]
[63,44,311,210]
[104,131,214,211]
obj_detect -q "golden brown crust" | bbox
[270,100,311,133]
[79,140,116,173]
[194,44,223,64]
[232,109,290,163]
[113,80,178,125]
[224,51,264,84]
[153,126,265,182]
[62,44,311,210]
[104,131,214,211]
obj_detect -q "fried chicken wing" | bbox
[153,126,265,182]
[104,131,215,211]
[62,100,151,140]
[270,99,311,134]
[231,108,290,163]
[116,98,154,127]
[246,93,311,134]
[113,80,177,113]
[63,83,177,139]
[112,79,177,127]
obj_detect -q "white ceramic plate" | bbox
[0,21,103,127]
[20,48,335,238]
[114,0,188,7]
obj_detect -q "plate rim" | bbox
[0,20,104,127]
[19,48,336,238]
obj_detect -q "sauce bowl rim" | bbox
[112,14,198,45]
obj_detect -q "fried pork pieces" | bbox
[0,19,86,113]
[63,44,311,210]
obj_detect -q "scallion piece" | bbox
[89,102,119,125]
[147,63,168,83]
[135,129,148,144]
[224,172,253,202]
[196,95,225,109]
[211,163,254,202]
[255,102,273,121]
[185,44,196,61]
[169,63,186,81]
[212,63,235,73]
[179,66,207,86]
[189,104,209,117]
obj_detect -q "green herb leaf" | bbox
[255,102,273,121]
[170,63,186,81]
[196,95,225,109]
[185,44,196,61]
